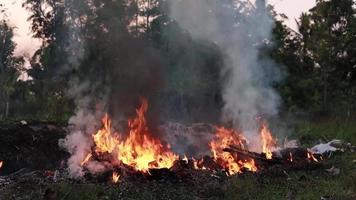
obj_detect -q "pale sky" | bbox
[0,0,316,57]
[0,0,41,58]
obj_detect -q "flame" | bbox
[182,155,188,164]
[112,172,120,183]
[81,153,92,166]
[0,161,3,169]
[93,114,118,154]
[192,157,200,170]
[260,122,276,159]
[92,99,178,172]
[289,152,293,162]
[210,127,257,175]
[87,98,283,175]
[307,151,318,162]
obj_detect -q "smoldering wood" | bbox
[223,145,282,164]
[223,145,323,170]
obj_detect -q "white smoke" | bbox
[57,6,109,177]
[59,77,109,177]
[169,0,282,133]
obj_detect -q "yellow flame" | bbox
[210,127,257,175]
[93,99,178,172]
[81,153,92,166]
[112,172,121,183]
[260,122,276,159]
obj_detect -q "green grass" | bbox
[1,119,356,200]
[292,119,356,145]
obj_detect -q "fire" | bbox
[0,160,3,169]
[289,152,293,162]
[260,122,277,159]
[210,127,257,175]
[307,151,318,162]
[182,155,188,164]
[86,98,281,177]
[112,172,120,183]
[92,99,178,172]
[81,153,92,166]
[93,114,118,154]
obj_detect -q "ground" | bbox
[1,119,356,200]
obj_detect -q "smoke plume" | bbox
[59,0,283,177]
[169,0,282,133]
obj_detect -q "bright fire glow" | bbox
[0,161,3,169]
[289,152,293,162]
[210,127,257,175]
[260,122,277,159]
[81,153,92,166]
[85,98,282,177]
[93,99,178,172]
[307,151,318,162]
[112,172,120,183]
[182,155,188,164]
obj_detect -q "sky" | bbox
[0,0,41,58]
[0,0,316,57]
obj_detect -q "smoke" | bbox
[58,0,283,177]
[169,0,282,133]
[57,1,168,177]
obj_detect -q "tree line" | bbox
[0,0,355,122]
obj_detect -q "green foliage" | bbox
[1,0,356,121]
[272,0,356,117]
[0,20,24,119]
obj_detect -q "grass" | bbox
[1,119,356,200]
[292,119,356,145]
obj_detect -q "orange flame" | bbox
[81,153,92,166]
[210,127,257,175]
[112,172,120,183]
[260,122,276,159]
[0,161,3,169]
[92,99,178,172]
[88,98,282,175]
[307,151,318,162]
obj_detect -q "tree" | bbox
[0,20,24,119]
[296,0,356,116]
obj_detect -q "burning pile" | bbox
[210,127,257,174]
[80,99,322,182]
[83,99,178,172]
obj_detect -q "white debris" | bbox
[20,120,27,125]
[283,138,299,149]
[311,140,343,154]
[325,166,340,176]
